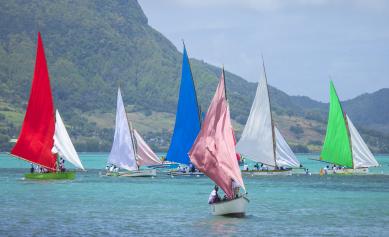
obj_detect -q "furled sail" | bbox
[11,32,57,170]
[166,45,201,165]
[108,88,137,171]
[346,115,379,168]
[52,110,85,170]
[133,129,162,166]
[189,71,245,199]
[236,66,276,167]
[275,126,300,167]
[320,81,353,168]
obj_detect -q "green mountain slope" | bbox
[0,0,388,153]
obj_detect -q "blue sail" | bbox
[166,46,201,165]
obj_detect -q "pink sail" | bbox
[189,71,245,199]
[133,129,162,166]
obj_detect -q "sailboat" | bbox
[106,88,158,177]
[165,44,201,175]
[189,69,249,217]
[318,81,379,174]
[236,60,300,176]
[10,32,84,180]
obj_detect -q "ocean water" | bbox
[1,153,389,237]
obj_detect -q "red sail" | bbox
[11,32,56,170]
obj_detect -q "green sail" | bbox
[320,81,353,168]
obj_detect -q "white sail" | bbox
[346,115,379,168]
[275,126,300,167]
[236,66,276,166]
[53,110,85,170]
[133,129,162,166]
[108,88,138,171]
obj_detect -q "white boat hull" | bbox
[210,196,249,217]
[321,167,369,175]
[106,169,156,177]
[242,169,292,176]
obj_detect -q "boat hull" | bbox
[168,171,204,177]
[210,196,249,217]
[106,169,157,177]
[242,169,292,176]
[321,167,369,175]
[24,171,75,180]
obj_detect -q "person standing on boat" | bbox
[232,179,240,198]
[208,185,220,204]
[323,165,329,175]
[254,163,260,171]
[30,163,35,173]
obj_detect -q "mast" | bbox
[330,80,353,168]
[222,66,227,101]
[10,32,57,170]
[183,40,202,127]
[262,56,277,167]
[165,43,202,165]
[129,121,139,170]
[120,87,138,170]
[320,81,353,168]
[344,112,354,168]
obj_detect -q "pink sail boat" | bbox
[189,69,249,217]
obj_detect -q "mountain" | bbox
[0,0,388,153]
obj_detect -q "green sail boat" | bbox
[319,81,379,174]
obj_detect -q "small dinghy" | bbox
[165,44,202,172]
[9,33,84,180]
[211,196,249,217]
[105,88,159,177]
[236,58,301,175]
[189,69,249,217]
[315,81,379,174]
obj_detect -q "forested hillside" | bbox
[0,0,388,153]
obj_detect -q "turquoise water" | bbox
[1,153,389,236]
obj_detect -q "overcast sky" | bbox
[138,0,389,101]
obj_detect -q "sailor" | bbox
[243,164,249,171]
[114,165,119,173]
[232,179,240,198]
[208,185,220,204]
[305,168,311,175]
[189,163,196,173]
[30,163,34,173]
[332,165,337,174]
[109,165,115,172]
[254,163,260,171]
[323,165,329,175]
[59,158,66,172]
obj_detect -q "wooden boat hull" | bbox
[210,196,249,217]
[148,162,179,169]
[24,172,75,180]
[242,169,292,176]
[168,171,204,177]
[106,169,157,177]
[320,167,369,175]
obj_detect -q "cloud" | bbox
[168,0,388,12]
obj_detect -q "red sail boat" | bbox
[189,69,249,217]
[10,33,76,180]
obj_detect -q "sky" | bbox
[138,0,389,102]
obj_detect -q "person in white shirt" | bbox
[232,179,240,198]
[208,185,220,204]
[109,165,114,172]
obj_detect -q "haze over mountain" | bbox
[0,0,388,153]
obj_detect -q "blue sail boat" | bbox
[166,44,201,170]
